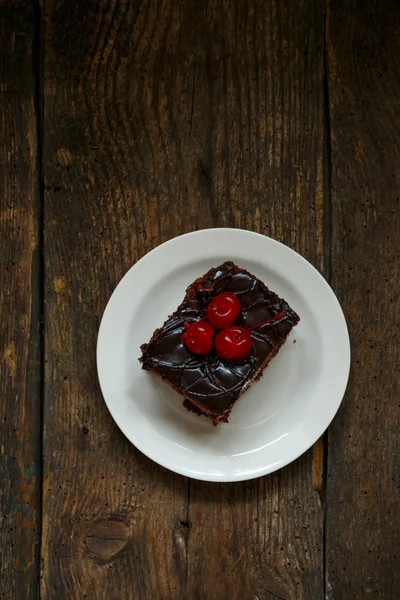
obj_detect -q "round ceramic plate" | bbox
[97,229,350,482]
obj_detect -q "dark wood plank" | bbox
[326,1,400,597]
[42,1,190,598]
[186,2,326,599]
[0,2,41,599]
[43,0,325,598]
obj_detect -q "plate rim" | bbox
[97,228,351,482]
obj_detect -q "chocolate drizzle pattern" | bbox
[140,262,299,419]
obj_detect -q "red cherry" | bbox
[206,292,241,329]
[181,320,214,355]
[215,326,252,361]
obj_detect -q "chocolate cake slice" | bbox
[139,262,299,424]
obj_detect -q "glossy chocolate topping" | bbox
[140,262,299,418]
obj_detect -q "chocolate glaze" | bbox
[140,262,300,421]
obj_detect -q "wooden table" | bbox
[1,1,399,598]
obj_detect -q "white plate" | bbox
[97,229,350,482]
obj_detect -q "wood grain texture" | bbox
[0,2,41,599]
[43,0,325,598]
[326,0,400,598]
[42,1,190,598]
[185,4,326,599]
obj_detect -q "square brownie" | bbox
[139,261,299,424]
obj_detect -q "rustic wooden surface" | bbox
[1,0,399,598]
[42,1,325,599]
[0,2,41,599]
[325,0,400,598]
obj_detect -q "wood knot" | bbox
[85,519,130,561]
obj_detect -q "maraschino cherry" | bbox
[215,326,252,361]
[181,320,214,354]
[206,292,241,329]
